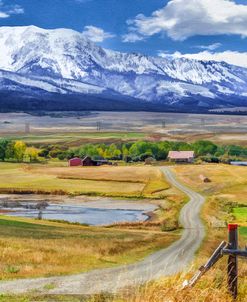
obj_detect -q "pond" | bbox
[0,203,150,225]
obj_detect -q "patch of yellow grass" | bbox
[0,216,178,280]
[0,163,169,198]
[172,164,247,227]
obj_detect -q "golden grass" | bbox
[0,163,169,198]
[107,164,247,302]
[172,164,247,227]
[0,216,178,280]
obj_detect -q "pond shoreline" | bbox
[0,194,158,226]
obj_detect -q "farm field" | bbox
[0,163,170,198]
[172,164,247,223]
[0,216,178,280]
[0,132,146,146]
[1,111,247,146]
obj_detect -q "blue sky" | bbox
[0,0,247,67]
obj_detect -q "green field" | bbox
[240,226,247,238]
[233,207,247,223]
[0,132,146,146]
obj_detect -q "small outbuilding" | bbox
[81,156,97,166]
[168,151,195,163]
[68,157,82,167]
[230,161,247,166]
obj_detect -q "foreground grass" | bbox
[0,216,178,280]
[0,163,169,198]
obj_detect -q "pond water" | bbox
[1,203,149,225]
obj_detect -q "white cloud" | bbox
[82,25,115,42]
[127,0,247,41]
[0,1,24,18]
[0,11,8,18]
[122,33,144,43]
[194,43,222,51]
[158,50,247,68]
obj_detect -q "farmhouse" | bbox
[168,151,195,163]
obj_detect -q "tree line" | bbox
[40,140,247,163]
[1,139,246,163]
[0,139,39,163]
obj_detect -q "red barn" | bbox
[68,157,82,167]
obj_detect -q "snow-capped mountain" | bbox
[0,25,247,112]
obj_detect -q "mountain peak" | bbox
[0,25,246,112]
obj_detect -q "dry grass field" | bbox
[0,163,169,198]
[1,112,247,147]
[172,164,247,227]
[0,216,178,281]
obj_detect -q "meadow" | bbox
[0,132,146,146]
[172,164,247,226]
[0,216,178,281]
[1,111,247,147]
[0,163,170,198]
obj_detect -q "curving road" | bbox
[0,167,205,295]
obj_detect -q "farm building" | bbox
[230,161,247,166]
[68,157,82,167]
[68,156,112,167]
[81,156,97,166]
[168,151,195,163]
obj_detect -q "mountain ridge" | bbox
[0,25,247,112]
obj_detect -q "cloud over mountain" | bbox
[82,25,115,42]
[126,0,247,41]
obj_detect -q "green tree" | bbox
[5,141,16,161]
[193,140,217,156]
[13,141,26,162]
[0,139,10,161]
[24,147,39,162]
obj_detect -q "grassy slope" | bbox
[0,216,178,280]
[0,163,169,198]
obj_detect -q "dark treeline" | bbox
[39,140,247,163]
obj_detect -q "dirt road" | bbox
[0,167,205,295]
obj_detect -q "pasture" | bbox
[1,111,247,146]
[0,216,178,280]
[0,163,169,198]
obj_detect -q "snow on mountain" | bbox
[0,25,247,111]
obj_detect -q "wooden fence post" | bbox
[228,224,238,299]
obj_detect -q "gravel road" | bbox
[0,167,205,295]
